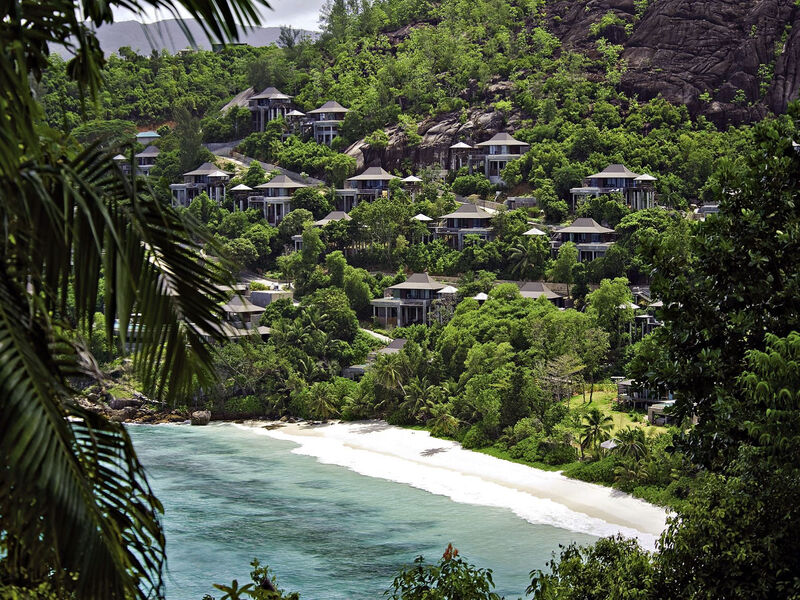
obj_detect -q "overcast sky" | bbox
[113,0,327,32]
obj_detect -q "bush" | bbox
[508,434,544,462]
[563,456,617,484]
[461,424,492,449]
[541,441,578,465]
[451,174,493,197]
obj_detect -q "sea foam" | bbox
[237,421,666,551]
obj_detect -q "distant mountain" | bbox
[51,18,317,57]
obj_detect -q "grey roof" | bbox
[222,296,266,314]
[286,109,306,117]
[256,174,308,189]
[634,174,657,181]
[379,338,407,354]
[387,273,446,292]
[314,211,351,226]
[135,145,160,157]
[184,162,230,176]
[475,132,528,147]
[251,86,291,100]
[347,166,398,181]
[308,100,349,114]
[440,203,493,220]
[556,217,614,234]
[519,281,562,300]
[587,164,640,179]
[450,141,473,149]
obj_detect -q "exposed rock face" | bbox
[346,108,524,171]
[190,410,211,426]
[547,0,800,126]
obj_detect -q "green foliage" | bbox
[364,128,389,149]
[387,545,501,600]
[451,175,493,197]
[289,187,333,219]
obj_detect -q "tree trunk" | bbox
[589,380,595,403]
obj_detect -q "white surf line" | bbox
[237,421,667,551]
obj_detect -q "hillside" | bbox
[546,0,800,126]
[50,18,315,57]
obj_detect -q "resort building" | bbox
[113,153,131,176]
[335,166,398,212]
[230,184,253,211]
[616,378,675,417]
[248,174,309,225]
[170,162,230,207]
[550,217,616,262]
[134,144,159,176]
[436,203,494,249]
[370,273,446,328]
[248,86,292,132]
[285,109,306,136]
[292,211,352,251]
[308,101,349,145]
[636,300,663,338]
[448,141,472,171]
[570,164,657,211]
[518,281,565,308]
[136,130,160,146]
[475,132,530,185]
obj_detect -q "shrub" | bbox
[451,174,493,197]
[563,456,617,484]
[508,434,544,462]
[461,424,492,449]
[541,441,578,465]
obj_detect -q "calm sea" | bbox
[129,424,597,599]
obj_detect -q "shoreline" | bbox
[236,419,668,550]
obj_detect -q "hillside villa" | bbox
[570,164,657,211]
[436,203,494,249]
[335,166,398,212]
[247,174,309,225]
[518,281,565,308]
[551,217,616,262]
[134,144,159,176]
[308,100,349,145]
[475,132,530,184]
[170,162,231,206]
[370,273,446,327]
[249,86,292,131]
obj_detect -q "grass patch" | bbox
[568,390,665,434]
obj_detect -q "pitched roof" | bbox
[314,211,351,226]
[387,272,446,291]
[411,213,433,222]
[135,145,160,157]
[587,164,640,179]
[379,338,407,354]
[347,166,398,181]
[519,281,562,300]
[308,100,349,114]
[523,226,547,236]
[251,86,291,100]
[230,184,253,191]
[440,203,493,220]
[286,109,306,117]
[438,285,458,294]
[256,174,308,189]
[473,292,489,301]
[184,162,229,176]
[112,154,126,161]
[402,175,423,183]
[136,131,160,139]
[475,132,528,147]
[556,217,614,234]
[222,296,265,314]
[634,173,657,182]
[450,141,473,149]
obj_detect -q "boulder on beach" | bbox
[190,410,211,426]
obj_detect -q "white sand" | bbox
[239,420,668,550]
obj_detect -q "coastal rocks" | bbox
[190,410,211,426]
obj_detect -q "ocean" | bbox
[129,423,599,599]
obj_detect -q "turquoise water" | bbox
[129,424,597,599]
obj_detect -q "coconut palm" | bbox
[1,0,268,597]
[508,238,547,280]
[428,403,460,438]
[615,426,649,461]
[400,376,440,423]
[579,407,614,458]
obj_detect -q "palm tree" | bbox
[400,376,439,423]
[1,1,268,597]
[579,408,614,458]
[509,238,545,280]
[615,426,649,461]
[428,403,460,438]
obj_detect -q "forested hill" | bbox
[49,19,314,57]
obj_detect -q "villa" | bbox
[475,132,530,185]
[370,273,446,327]
[518,281,565,308]
[136,130,160,146]
[247,174,309,225]
[134,145,159,176]
[448,141,472,171]
[308,101,349,145]
[170,162,231,206]
[249,86,292,131]
[551,217,616,262]
[570,164,657,211]
[436,203,494,249]
[335,166,398,212]
[292,211,351,251]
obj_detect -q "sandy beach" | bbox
[240,420,668,550]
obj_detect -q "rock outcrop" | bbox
[546,0,800,126]
[190,410,212,426]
